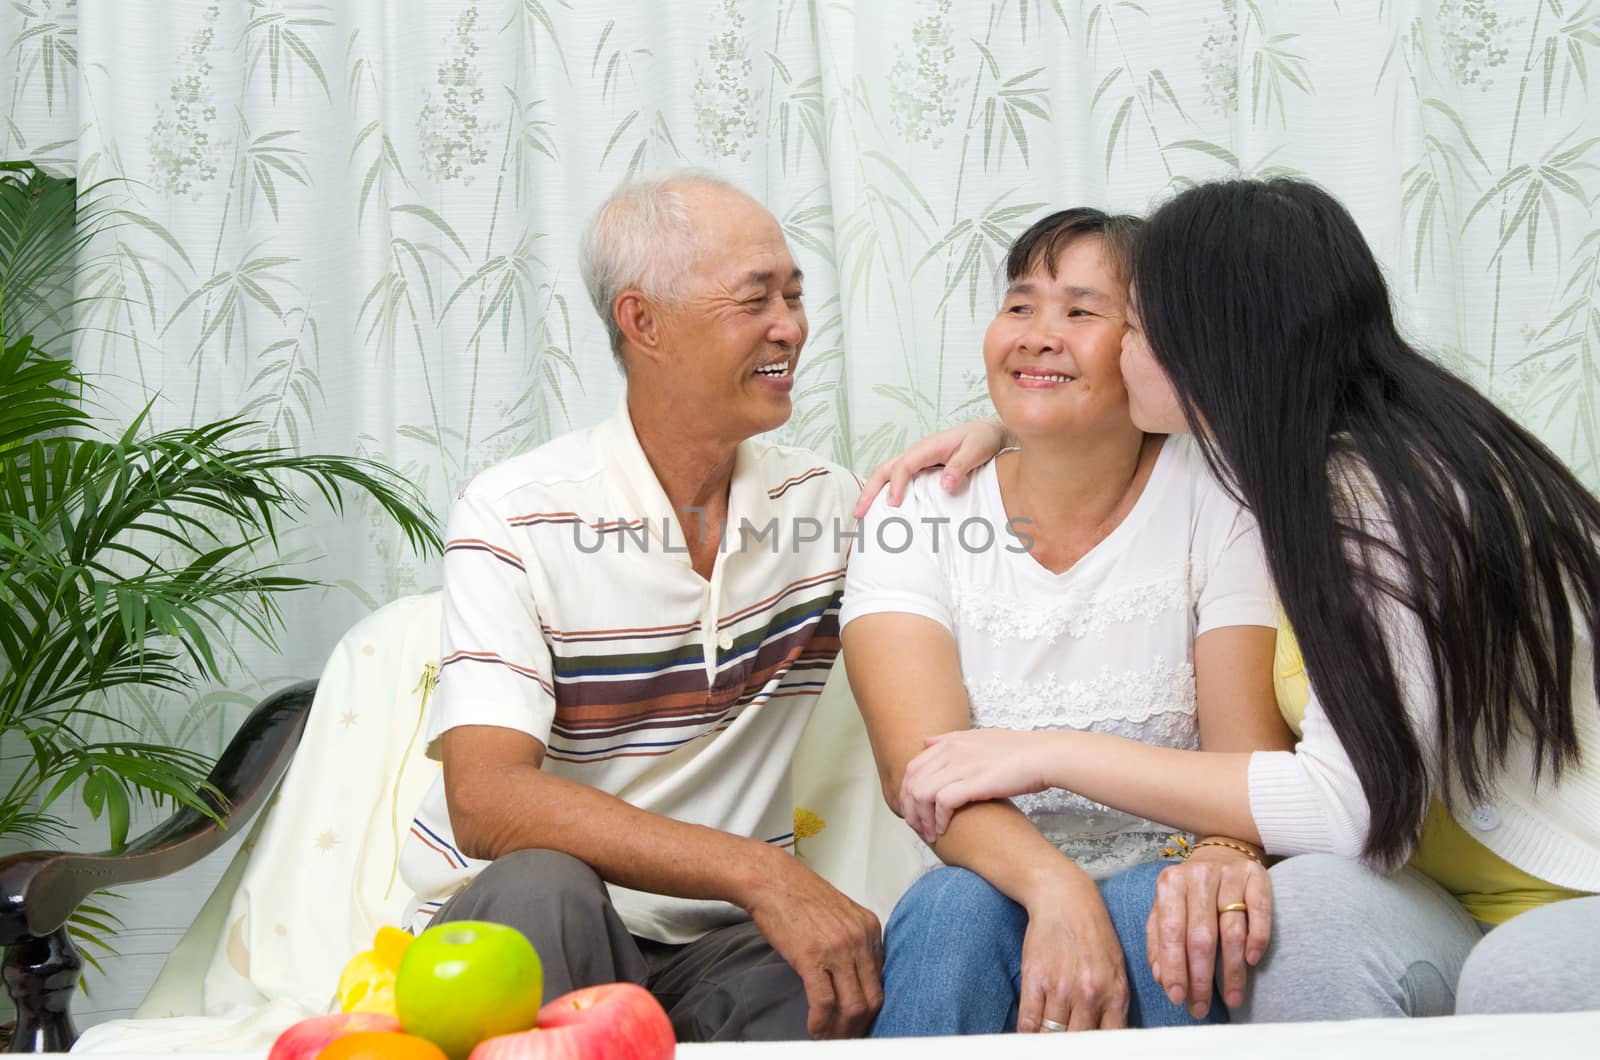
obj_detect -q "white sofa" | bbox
[52,595,1600,1055]
[67,593,924,1052]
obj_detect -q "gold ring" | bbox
[1219,902,1249,914]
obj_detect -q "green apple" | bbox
[396,920,544,1060]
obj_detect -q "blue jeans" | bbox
[871,861,1227,1036]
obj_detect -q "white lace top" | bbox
[840,436,1277,879]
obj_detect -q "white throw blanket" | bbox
[73,592,922,1052]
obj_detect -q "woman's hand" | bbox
[852,417,1009,519]
[1017,886,1130,1032]
[1144,843,1272,1019]
[899,729,1053,842]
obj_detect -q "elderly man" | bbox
[397,172,883,1043]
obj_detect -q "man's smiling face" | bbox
[650,186,808,444]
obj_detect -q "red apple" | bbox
[267,1011,401,1060]
[467,983,675,1060]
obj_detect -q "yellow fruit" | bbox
[336,927,416,1015]
[372,926,413,970]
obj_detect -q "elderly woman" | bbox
[840,208,1295,1037]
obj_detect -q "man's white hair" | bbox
[579,169,752,368]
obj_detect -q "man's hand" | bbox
[1017,874,1129,1032]
[1145,843,1271,1019]
[853,418,1009,518]
[740,849,884,1039]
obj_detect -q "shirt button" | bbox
[1469,805,1500,832]
[717,631,734,651]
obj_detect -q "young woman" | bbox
[841,208,1294,1036]
[895,178,1600,1019]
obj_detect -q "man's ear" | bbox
[615,290,665,365]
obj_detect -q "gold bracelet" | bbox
[1191,838,1265,865]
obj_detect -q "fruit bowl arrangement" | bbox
[269,921,676,1060]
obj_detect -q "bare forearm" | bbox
[451,762,779,908]
[930,801,1096,911]
[1039,732,1260,844]
[843,617,1095,906]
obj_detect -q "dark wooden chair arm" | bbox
[0,679,318,1052]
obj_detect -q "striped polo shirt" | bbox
[399,401,859,943]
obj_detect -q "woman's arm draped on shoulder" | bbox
[852,418,1012,519]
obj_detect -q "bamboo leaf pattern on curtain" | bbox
[3,0,1598,1026]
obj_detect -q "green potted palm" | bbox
[0,161,441,1050]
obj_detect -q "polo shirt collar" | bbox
[600,397,767,561]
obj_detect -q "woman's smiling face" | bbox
[984,235,1134,440]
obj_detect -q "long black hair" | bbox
[1132,178,1600,866]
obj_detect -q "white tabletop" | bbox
[42,1009,1600,1058]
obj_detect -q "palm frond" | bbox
[0,332,88,450]
[0,158,439,962]
[0,340,439,859]
[0,163,121,354]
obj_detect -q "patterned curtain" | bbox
[3,0,1597,1025]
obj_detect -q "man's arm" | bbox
[445,725,800,902]
[441,726,882,1040]
[432,489,884,1037]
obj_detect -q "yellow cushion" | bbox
[1273,615,1586,923]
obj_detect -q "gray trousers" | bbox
[433,849,809,1042]
[1234,853,1600,1021]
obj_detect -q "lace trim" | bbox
[1011,768,1193,847]
[1042,830,1182,881]
[951,561,1202,644]
[965,662,1198,731]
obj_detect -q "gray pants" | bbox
[1234,853,1600,1021]
[433,849,809,1042]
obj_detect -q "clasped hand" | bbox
[1016,898,1130,1032]
[1145,850,1272,1019]
[899,729,1050,842]
[745,853,884,1039]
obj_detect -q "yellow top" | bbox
[1273,616,1589,925]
